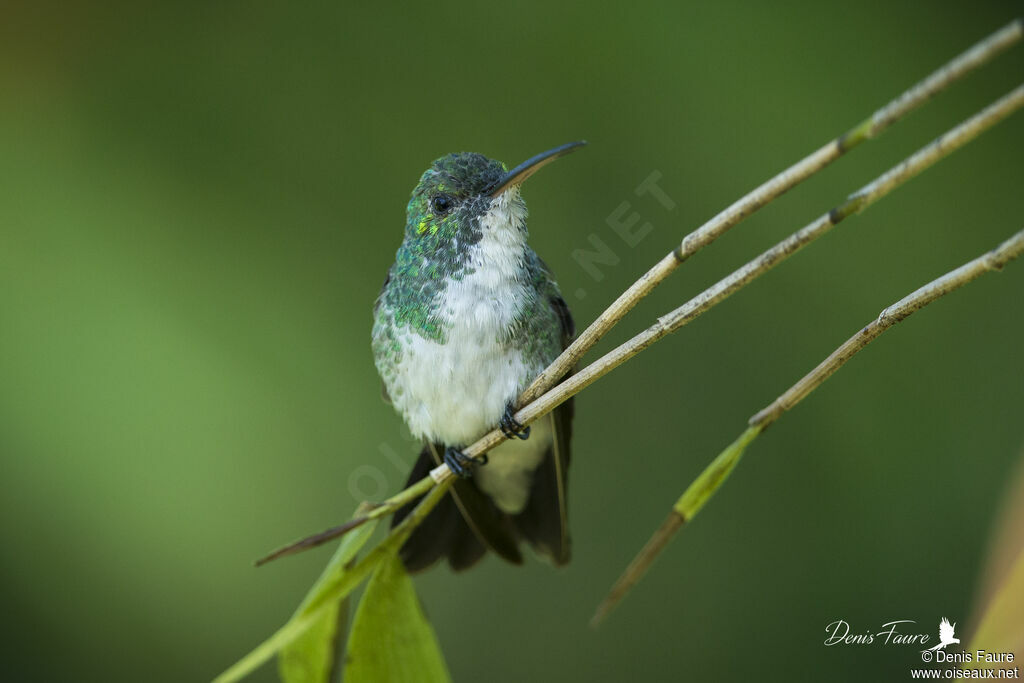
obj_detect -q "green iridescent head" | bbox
[404,141,588,243]
[377,142,586,344]
[404,153,507,242]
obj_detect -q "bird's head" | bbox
[402,142,586,251]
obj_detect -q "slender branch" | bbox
[299,478,456,616]
[255,475,435,565]
[518,18,1023,407]
[591,424,762,627]
[593,228,1024,625]
[750,229,1024,427]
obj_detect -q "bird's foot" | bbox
[499,404,530,441]
[444,447,487,479]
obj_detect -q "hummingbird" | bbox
[372,141,585,572]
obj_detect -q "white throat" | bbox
[389,188,541,446]
[473,188,529,274]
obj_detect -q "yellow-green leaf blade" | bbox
[278,600,346,683]
[345,553,451,683]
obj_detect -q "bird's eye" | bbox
[431,194,452,214]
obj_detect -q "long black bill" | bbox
[487,140,587,197]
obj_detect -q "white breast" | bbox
[390,191,538,445]
[387,191,552,512]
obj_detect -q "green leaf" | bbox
[278,600,346,683]
[344,553,451,683]
[214,482,453,683]
[673,424,762,520]
[278,513,379,683]
[213,513,379,683]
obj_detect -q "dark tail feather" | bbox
[391,447,458,572]
[512,447,570,565]
[445,509,488,571]
[393,417,571,572]
[392,445,508,572]
[511,400,573,566]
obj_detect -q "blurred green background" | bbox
[2,2,1022,681]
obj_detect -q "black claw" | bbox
[500,405,531,440]
[444,447,483,478]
